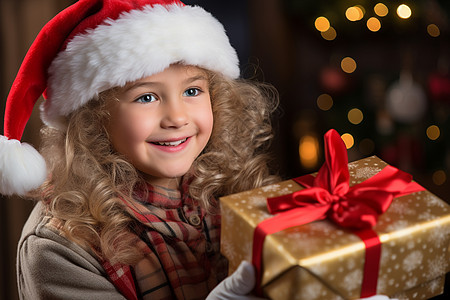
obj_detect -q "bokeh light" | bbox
[432,170,447,186]
[367,17,381,32]
[341,133,355,149]
[317,93,333,111]
[374,3,389,17]
[321,26,337,41]
[427,24,440,37]
[356,5,366,16]
[299,135,320,169]
[315,16,330,32]
[346,6,364,22]
[348,108,364,125]
[341,57,357,73]
[426,125,440,140]
[397,4,412,19]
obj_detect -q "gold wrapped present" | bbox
[220,152,450,300]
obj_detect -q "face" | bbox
[106,64,213,185]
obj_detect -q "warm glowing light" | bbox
[359,138,375,155]
[374,3,388,17]
[317,94,333,111]
[299,135,320,169]
[426,125,440,140]
[397,4,412,19]
[348,108,364,125]
[367,17,381,32]
[432,170,446,186]
[321,26,337,41]
[345,6,364,21]
[356,5,366,15]
[341,57,357,73]
[315,16,330,32]
[341,133,354,149]
[427,24,440,37]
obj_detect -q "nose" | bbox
[160,98,188,128]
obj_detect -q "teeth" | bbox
[156,138,187,146]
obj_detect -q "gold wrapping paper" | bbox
[220,156,450,300]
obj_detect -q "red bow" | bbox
[252,129,424,297]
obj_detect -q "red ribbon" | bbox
[252,129,425,297]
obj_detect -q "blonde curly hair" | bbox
[36,66,279,264]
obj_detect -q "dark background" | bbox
[1,0,449,299]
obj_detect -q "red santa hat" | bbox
[0,0,239,196]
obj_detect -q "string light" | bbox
[356,5,366,16]
[317,94,333,111]
[321,26,337,41]
[315,16,330,32]
[397,4,412,19]
[374,3,388,17]
[427,24,440,37]
[367,17,381,32]
[432,170,446,186]
[426,125,440,140]
[346,6,364,22]
[348,108,364,125]
[299,135,320,169]
[341,133,355,149]
[341,57,357,73]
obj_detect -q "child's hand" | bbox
[206,261,267,300]
[207,262,398,300]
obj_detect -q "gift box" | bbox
[220,131,450,300]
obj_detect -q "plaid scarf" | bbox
[102,181,228,300]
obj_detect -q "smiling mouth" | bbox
[151,138,188,147]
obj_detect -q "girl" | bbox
[1,0,278,299]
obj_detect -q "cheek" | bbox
[108,110,154,151]
[198,105,214,139]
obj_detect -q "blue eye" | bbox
[135,94,157,103]
[183,88,201,97]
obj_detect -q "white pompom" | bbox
[0,136,47,196]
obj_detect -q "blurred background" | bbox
[1,0,449,299]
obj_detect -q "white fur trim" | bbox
[0,136,47,196]
[43,4,239,129]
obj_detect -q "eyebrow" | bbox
[122,74,208,93]
[185,74,208,84]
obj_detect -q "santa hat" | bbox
[0,0,239,196]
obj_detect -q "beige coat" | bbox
[16,202,127,300]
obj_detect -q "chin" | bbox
[148,169,190,180]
